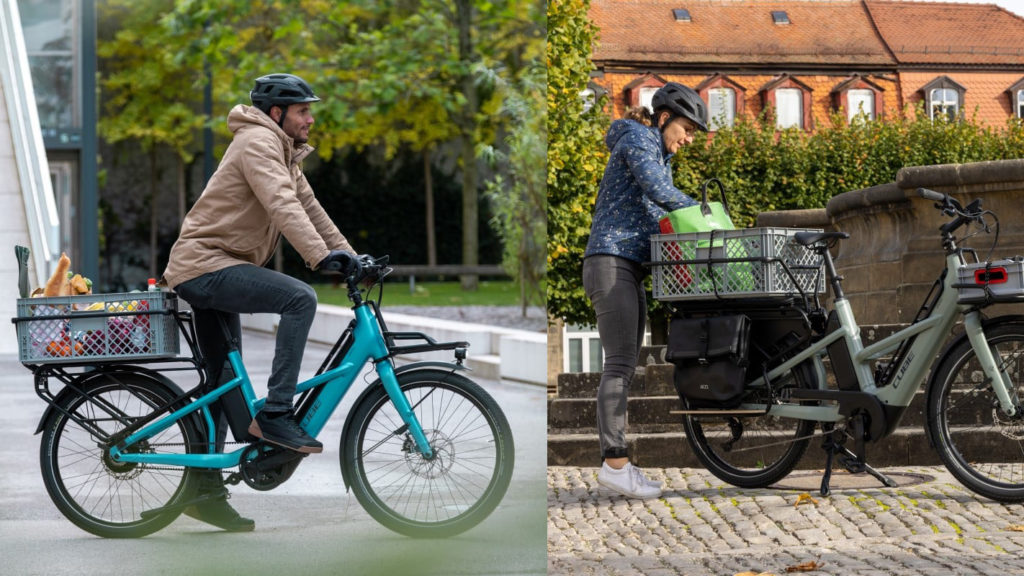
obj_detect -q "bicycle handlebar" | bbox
[917,187,984,236]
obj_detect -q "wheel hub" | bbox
[102,444,145,479]
[992,407,1024,441]
[405,430,455,479]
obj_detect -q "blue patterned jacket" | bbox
[584,119,697,264]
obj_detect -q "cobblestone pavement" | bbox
[548,465,1024,575]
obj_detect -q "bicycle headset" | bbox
[250,73,321,127]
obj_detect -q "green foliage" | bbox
[483,53,547,310]
[96,0,543,292]
[546,84,1024,321]
[546,0,608,326]
[313,280,531,307]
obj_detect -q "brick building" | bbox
[587,0,1024,129]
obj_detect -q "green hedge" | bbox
[547,99,1024,325]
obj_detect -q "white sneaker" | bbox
[597,462,662,499]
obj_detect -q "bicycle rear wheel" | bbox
[928,321,1024,502]
[683,360,818,488]
[39,370,202,537]
[342,369,514,538]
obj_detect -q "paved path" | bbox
[548,465,1024,575]
[1,330,546,576]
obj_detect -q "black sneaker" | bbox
[184,471,254,532]
[248,410,323,454]
[184,497,255,532]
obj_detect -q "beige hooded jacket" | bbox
[163,105,354,289]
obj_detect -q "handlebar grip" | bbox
[917,188,945,202]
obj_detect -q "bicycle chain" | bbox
[717,424,852,454]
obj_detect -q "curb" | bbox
[240,303,547,386]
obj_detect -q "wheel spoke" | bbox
[347,374,513,536]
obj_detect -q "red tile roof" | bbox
[589,0,894,67]
[865,1,1024,66]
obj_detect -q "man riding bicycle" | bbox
[163,73,358,531]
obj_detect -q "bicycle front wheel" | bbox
[683,360,818,488]
[928,321,1024,501]
[39,370,202,538]
[342,369,514,538]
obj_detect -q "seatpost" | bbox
[820,248,846,300]
[215,312,239,351]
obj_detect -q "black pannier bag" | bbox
[666,315,751,408]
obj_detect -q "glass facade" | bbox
[19,0,79,143]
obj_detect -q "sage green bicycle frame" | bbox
[742,251,1018,422]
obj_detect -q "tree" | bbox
[97,0,205,279]
[483,54,546,314]
[546,0,608,326]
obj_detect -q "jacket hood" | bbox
[605,118,668,157]
[605,118,636,150]
[227,105,315,164]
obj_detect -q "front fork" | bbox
[964,312,1020,417]
[376,360,435,459]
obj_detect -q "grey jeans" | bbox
[175,264,318,420]
[583,254,647,460]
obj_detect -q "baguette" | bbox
[44,253,71,297]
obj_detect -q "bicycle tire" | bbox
[928,320,1024,502]
[39,370,203,538]
[683,360,818,488]
[341,369,514,538]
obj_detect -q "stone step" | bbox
[548,387,932,431]
[546,428,944,469]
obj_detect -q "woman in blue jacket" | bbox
[584,82,708,499]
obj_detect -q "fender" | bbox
[34,365,193,435]
[339,361,467,489]
[922,314,1024,449]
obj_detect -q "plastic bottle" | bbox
[147,278,158,292]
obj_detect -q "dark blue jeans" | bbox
[175,264,318,422]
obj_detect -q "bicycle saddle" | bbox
[793,231,849,246]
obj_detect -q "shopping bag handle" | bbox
[700,178,732,218]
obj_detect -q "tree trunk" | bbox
[177,156,186,227]
[149,148,158,281]
[455,0,479,291]
[424,148,437,266]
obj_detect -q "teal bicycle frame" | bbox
[108,302,434,469]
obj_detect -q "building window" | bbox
[775,88,803,129]
[18,0,79,137]
[930,88,959,121]
[698,74,746,131]
[707,87,736,130]
[761,74,812,131]
[847,89,875,121]
[1018,89,1024,119]
[921,76,965,122]
[639,86,659,113]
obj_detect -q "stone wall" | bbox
[760,158,1024,326]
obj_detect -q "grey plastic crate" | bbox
[15,292,180,364]
[651,228,825,301]
[956,258,1024,304]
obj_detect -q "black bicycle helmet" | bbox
[250,73,320,115]
[651,82,708,132]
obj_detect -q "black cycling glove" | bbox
[318,250,359,275]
